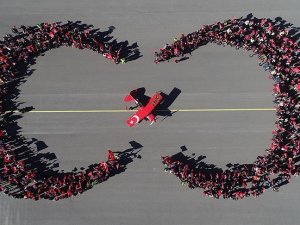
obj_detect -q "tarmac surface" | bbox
[1,1,300,225]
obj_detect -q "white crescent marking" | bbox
[132,115,140,123]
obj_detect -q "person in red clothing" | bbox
[107,149,120,170]
[107,149,116,161]
[0,129,6,137]
[100,162,109,174]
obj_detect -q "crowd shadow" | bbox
[44,141,143,179]
[243,13,300,45]
[63,21,142,62]
[165,143,296,198]
[172,147,223,174]
[114,141,143,174]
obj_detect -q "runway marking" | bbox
[11,108,276,113]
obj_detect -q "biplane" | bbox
[124,89,163,127]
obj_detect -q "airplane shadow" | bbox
[154,87,181,119]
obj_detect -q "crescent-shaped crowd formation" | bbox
[158,15,300,199]
[0,21,142,200]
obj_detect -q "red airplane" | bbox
[124,89,163,127]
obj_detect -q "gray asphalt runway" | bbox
[1,1,300,225]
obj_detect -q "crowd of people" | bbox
[2,16,300,200]
[160,15,300,199]
[0,146,120,200]
[0,21,128,200]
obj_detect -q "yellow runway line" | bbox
[10,108,276,113]
[173,108,275,112]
